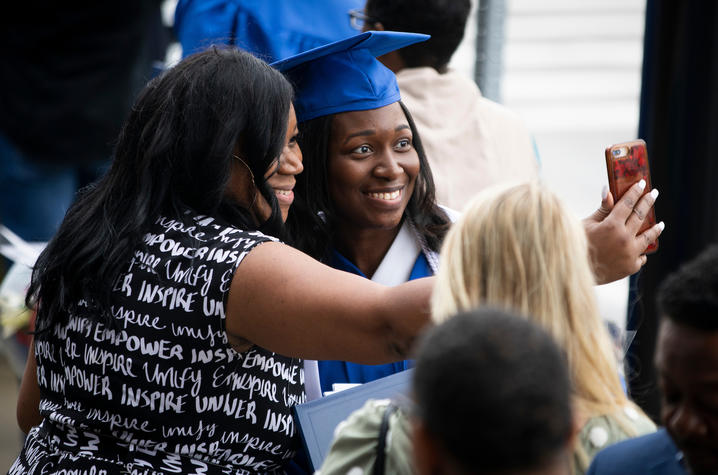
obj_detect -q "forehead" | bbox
[656,318,718,375]
[331,102,407,135]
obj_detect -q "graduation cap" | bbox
[271,31,430,123]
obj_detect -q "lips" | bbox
[273,188,294,204]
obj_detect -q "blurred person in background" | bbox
[0,1,167,379]
[413,309,576,475]
[174,0,363,61]
[357,0,539,211]
[432,183,658,473]
[589,244,718,475]
[321,307,577,475]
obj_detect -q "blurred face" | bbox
[656,319,718,474]
[266,104,303,221]
[327,102,420,231]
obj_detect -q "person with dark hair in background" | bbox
[321,308,576,475]
[357,0,539,211]
[413,309,575,475]
[588,244,718,475]
[10,46,435,474]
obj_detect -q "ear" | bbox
[373,21,386,31]
[412,418,443,475]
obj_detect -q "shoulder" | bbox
[474,95,529,131]
[320,399,413,475]
[587,429,680,474]
[143,211,280,277]
[397,67,478,103]
[576,410,657,473]
[152,211,278,247]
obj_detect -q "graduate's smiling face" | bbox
[326,102,419,231]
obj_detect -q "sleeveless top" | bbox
[11,210,306,474]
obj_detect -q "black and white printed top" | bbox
[13,210,306,474]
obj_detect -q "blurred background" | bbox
[1,0,716,469]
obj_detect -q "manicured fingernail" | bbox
[601,185,608,200]
[650,188,659,199]
[638,179,646,190]
[657,221,665,231]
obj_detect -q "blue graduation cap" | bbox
[271,31,430,123]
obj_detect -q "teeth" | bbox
[368,190,400,200]
[274,189,292,196]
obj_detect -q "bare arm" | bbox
[584,180,665,284]
[17,339,42,434]
[226,241,433,364]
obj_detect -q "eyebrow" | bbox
[342,124,411,145]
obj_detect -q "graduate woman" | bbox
[277,30,664,394]
[277,32,450,393]
[11,46,434,474]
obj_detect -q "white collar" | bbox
[371,221,422,286]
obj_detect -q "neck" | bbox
[333,221,403,278]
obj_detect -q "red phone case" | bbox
[605,139,658,253]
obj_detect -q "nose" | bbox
[278,145,303,176]
[373,150,404,180]
[668,404,709,440]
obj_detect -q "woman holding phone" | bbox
[276,31,664,394]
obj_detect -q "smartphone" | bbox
[605,139,658,253]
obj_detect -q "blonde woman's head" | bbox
[433,182,630,418]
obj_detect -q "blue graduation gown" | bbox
[318,248,433,394]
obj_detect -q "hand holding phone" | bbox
[605,139,658,253]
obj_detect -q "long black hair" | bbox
[286,101,449,261]
[29,47,293,333]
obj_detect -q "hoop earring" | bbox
[232,154,258,209]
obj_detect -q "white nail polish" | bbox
[601,185,608,200]
[638,179,646,190]
[657,221,665,231]
[650,189,659,199]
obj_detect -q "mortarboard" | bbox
[271,31,430,123]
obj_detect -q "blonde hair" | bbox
[433,182,638,424]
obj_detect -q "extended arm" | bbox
[226,241,433,364]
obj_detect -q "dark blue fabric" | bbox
[318,249,432,394]
[587,429,685,475]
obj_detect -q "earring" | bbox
[232,154,256,187]
[232,154,258,209]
